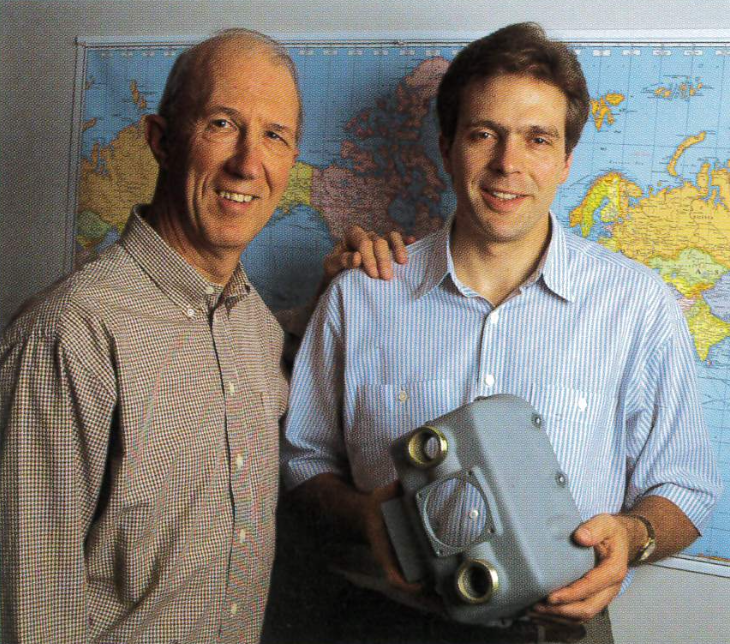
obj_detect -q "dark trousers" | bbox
[262,502,614,644]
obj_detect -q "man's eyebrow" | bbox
[203,105,296,136]
[463,118,504,131]
[462,119,562,139]
[205,105,241,119]
[526,124,562,138]
[268,122,296,137]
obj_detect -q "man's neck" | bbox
[142,201,238,286]
[450,218,551,306]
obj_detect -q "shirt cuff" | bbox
[283,457,346,491]
[640,483,720,535]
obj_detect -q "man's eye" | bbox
[211,118,232,129]
[267,130,290,146]
[533,137,550,145]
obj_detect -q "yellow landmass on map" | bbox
[668,131,706,177]
[604,163,730,269]
[654,81,703,100]
[574,136,730,359]
[569,172,642,237]
[278,161,313,213]
[686,300,730,361]
[130,80,147,110]
[648,249,728,299]
[590,93,625,131]
[78,118,157,241]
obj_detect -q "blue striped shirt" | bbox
[282,214,722,585]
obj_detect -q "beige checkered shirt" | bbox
[0,209,288,643]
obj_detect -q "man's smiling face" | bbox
[161,40,300,263]
[441,73,573,249]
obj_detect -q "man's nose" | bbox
[488,136,523,175]
[227,134,263,179]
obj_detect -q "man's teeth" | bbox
[488,190,521,200]
[219,190,254,203]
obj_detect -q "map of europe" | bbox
[75,38,730,570]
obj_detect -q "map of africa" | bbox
[74,38,730,570]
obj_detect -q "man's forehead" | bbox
[190,44,298,113]
[193,40,284,88]
[460,74,568,126]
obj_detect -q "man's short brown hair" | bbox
[436,23,589,154]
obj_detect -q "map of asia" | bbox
[73,37,730,570]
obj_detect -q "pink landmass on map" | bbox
[312,57,450,240]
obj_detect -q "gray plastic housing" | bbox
[381,394,595,624]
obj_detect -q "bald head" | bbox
[158,29,303,145]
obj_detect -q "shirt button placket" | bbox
[480,308,499,394]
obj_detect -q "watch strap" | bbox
[627,513,656,566]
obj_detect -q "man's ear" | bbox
[439,133,452,176]
[145,114,170,169]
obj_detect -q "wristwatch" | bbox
[628,514,656,566]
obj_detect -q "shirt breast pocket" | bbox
[350,378,459,491]
[527,382,613,493]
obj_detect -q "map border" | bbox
[68,30,730,579]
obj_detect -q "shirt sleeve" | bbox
[0,320,116,642]
[623,294,723,533]
[280,283,348,489]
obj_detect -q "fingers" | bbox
[368,236,393,280]
[322,240,363,282]
[329,226,413,281]
[388,231,408,265]
[531,514,630,622]
[532,583,620,622]
[346,230,391,280]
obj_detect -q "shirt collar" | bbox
[120,206,251,313]
[541,211,575,302]
[414,219,451,299]
[415,211,575,302]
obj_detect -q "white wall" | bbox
[1,1,728,642]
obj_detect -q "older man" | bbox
[0,29,403,644]
[281,23,722,644]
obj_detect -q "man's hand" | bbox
[290,473,430,599]
[531,513,631,623]
[531,496,699,625]
[322,226,415,283]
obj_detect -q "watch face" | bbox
[638,540,656,563]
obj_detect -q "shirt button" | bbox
[398,390,408,403]
[469,508,480,519]
[235,454,244,471]
[228,382,236,394]
[230,602,238,616]
[490,310,500,325]
[484,374,495,387]
[185,307,196,318]
[205,285,216,295]
[578,397,588,411]
[239,528,247,544]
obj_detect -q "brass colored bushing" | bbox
[455,559,499,604]
[406,426,448,468]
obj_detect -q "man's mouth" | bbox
[483,189,525,201]
[218,190,255,203]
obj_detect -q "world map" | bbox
[74,38,730,570]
